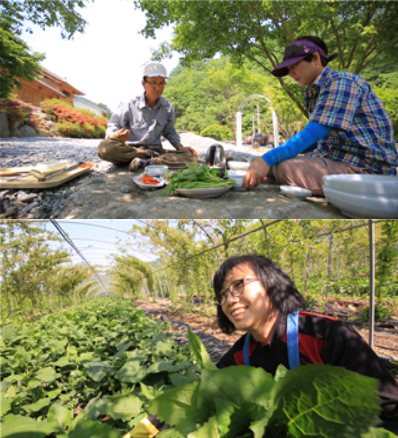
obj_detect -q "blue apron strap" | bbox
[243,333,251,366]
[287,310,301,369]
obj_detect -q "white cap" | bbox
[142,62,168,79]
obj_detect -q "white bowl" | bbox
[280,185,312,198]
[323,174,398,197]
[324,186,398,218]
[227,170,247,188]
[228,161,250,171]
[34,161,67,173]
[144,165,169,176]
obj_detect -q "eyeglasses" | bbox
[145,80,166,88]
[217,277,258,306]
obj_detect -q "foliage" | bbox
[0,22,44,100]
[0,297,198,437]
[200,124,233,141]
[163,57,280,136]
[376,220,398,296]
[41,98,107,138]
[362,305,389,323]
[0,221,95,321]
[147,328,389,437]
[0,0,89,39]
[136,0,398,117]
[372,87,398,142]
[0,98,35,125]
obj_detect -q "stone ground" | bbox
[0,134,345,219]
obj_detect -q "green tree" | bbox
[135,0,398,117]
[0,22,45,99]
[0,0,91,99]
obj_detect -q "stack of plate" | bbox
[323,174,398,218]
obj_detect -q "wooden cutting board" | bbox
[0,163,93,189]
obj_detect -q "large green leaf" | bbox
[1,393,12,416]
[147,360,194,375]
[268,364,381,437]
[362,427,397,437]
[187,327,217,370]
[22,397,52,413]
[47,403,72,429]
[70,417,121,438]
[1,414,60,438]
[83,361,110,382]
[187,415,220,438]
[144,333,175,355]
[200,366,274,412]
[115,360,148,383]
[35,367,57,383]
[157,427,184,437]
[52,356,71,367]
[97,394,143,421]
[148,381,206,435]
[2,324,17,342]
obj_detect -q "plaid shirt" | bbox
[305,66,398,175]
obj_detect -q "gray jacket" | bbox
[106,93,181,149]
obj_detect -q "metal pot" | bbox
[205,144,227,174]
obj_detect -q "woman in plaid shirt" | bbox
[243,36,398,195]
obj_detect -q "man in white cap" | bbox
[98,62,198,171]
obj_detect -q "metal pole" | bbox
[236,112,242,147]
[257,103,260,133]
[369,220,376,349]
[325,234,333,314]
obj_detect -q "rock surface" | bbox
[0,113,10,138]
[0,134,346,219]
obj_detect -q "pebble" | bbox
[0,134,266,219]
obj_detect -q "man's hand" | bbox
[109,129,130,143]
[242,157,270,189]
[177,145,199,157]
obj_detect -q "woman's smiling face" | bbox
[221,263,276,338]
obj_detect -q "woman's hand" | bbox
[242,157,270,189]
[109,129,130,143]
[177,145,199,157]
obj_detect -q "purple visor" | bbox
[271,40,338,78]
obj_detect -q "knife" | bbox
[31,162,84,181]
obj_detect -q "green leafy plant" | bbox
[200,124,233,141]
[362,304,389,322]
[163,163,237,196]
[147,328,394,438]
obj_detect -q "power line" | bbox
[50,220,107,294]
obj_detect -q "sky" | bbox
[45,219,159,268]
[20,0,180,113]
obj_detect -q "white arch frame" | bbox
[236,94,279,148]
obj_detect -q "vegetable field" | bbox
[0,297,395,437]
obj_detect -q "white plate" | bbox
[323,174,398,197]
[280,185,312,198]
[175,185,232,198]
[324,186,398,219]
[35,161,67,173]
[133,175,165,189]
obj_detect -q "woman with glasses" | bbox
[214,255,398,433]
[243,36,398,195]
[98,62,198,171]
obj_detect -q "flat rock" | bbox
[59,167,345,219]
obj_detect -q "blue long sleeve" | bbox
[262,122,332,167]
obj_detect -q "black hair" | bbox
[214,255,306,334]
[295,35,328,67]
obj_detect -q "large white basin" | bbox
[323,186,398,219]
[323,174,398,197]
